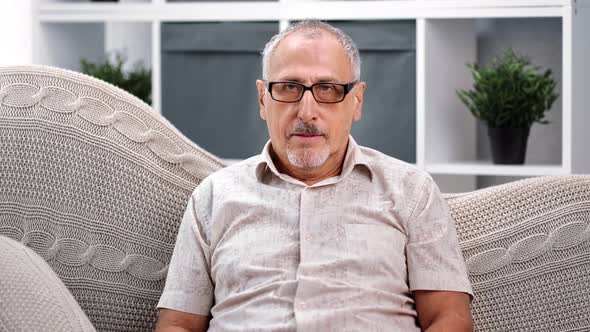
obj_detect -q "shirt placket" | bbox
[294,186,317,330]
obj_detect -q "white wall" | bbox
[0,0,33,66]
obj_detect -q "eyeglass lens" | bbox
[271,82,346,103]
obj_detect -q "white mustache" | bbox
[289,122,324,136]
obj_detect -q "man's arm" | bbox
[414,290,473,332]
[155,308,209,332]
[156,188,214,332]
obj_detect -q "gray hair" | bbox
[261,20,361,81]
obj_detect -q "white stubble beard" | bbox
[286,142,330,169]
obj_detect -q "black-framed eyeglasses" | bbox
[266,81,357,104]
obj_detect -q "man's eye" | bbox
[318,84,335,92]
[284,84,298,90]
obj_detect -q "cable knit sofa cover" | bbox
[446,176,590,331]
[0,65,589,331]
[0,65,225,331]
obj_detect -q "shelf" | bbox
[36,1,568,23]
[426,162,567,176]
[37,3,155,22]
[31,0,589,191]
[34,21,152,92]
[421,17,565,177]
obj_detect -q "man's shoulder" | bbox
[197,154,262,188]
[359,145,431,182]
[188,155,262,216]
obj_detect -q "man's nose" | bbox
[297,90,319,122]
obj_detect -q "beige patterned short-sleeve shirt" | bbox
[158,136,473,331]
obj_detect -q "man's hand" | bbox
[414,290,473,332]
[155,308,209,332]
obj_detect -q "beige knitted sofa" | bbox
[0,65,588,332]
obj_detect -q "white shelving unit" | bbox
[30,0,590,191]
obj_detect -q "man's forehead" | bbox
[268,31,352,81]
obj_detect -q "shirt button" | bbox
[304,233,313,241]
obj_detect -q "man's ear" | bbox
[352,81,366,122]
[256,80,267,120]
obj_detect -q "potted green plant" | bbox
[456,48,559,164]
[80,52,151,105]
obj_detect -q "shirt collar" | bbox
[255,135,373,184]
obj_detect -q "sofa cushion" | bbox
[0,65,225,331]
[0,235,96,332]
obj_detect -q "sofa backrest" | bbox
[2,65,590,332]
[446,176,590,331]
[0,65,225,331]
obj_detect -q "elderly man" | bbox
[156,20,473,331]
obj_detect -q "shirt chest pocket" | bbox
[343,223,408,285]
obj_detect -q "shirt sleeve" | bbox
[157,192,214,315]
[405,175,474,298]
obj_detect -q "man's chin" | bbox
[286,148,329,169]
